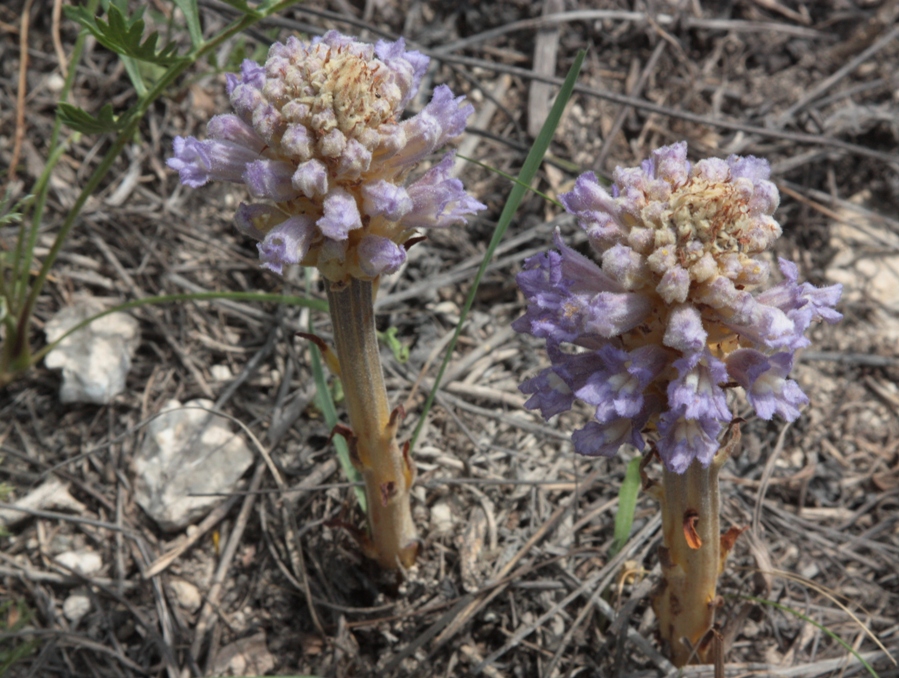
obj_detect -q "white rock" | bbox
[0,477,87,528]
[44,298,140,404]
[169,577,202,613]
[63,593,91,623]
[45,73,66,93]
[430,500,455,535]
[56,550,103,576]
[133,399,253,532]
[827,192,899,312]
[210,364,233,381]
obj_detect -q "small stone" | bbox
[56,550,103,576]
[742,619,760,639]
[430,500,454,535]
[169,577,202,613]
[210,364,233,381]
[63,593,91,623]
[44,298,140,404]
[827,193,899,314]
[209,631,275,676]
[133,399,253,531]
[45,73,66,93]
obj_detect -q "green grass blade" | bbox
[738,594,880,678]
[455,153,561,208]
[609,456,641,557]
[308,345,367,513]
[409,49,586,451]
[172,0,204,48]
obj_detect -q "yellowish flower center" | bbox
[279,46,400,142]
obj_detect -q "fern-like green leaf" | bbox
[57,103,122,135]
[64,5,182,65]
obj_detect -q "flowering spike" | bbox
[514,142,841,474]
[169,30,484,283]
[169,30,484,571]
[515,142,841,665]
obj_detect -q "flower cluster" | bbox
[514,142,842,473]
[168,31,484,282]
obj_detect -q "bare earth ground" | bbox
[1,1,899,676]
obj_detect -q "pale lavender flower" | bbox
[515,142,842,473]
[168,31,484,282]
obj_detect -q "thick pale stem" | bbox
[326,277,418,570]
[653,456,723,666]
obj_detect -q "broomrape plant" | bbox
[513,141,842,666]
[169,30,484,569]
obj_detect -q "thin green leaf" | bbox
[305,270,367,513]
[120,56,149,96]
[171,0,203,48]
[456,153,561,208]
[308,347,366,512]
[256,0,286,12]
[738,595,881,678]
[57,103,122,135]
[609,457,641,557]
[410,49,587,450]
[215,0,257,14]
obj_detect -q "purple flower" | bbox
[385,86,475,170]
[559,172,626,248]
[168,30,483,282]
[234,203,285,240]
[512,231,649,345]
[574,344,669,417]
[167,137,261,188]
[725,349,808,421]
[400,153,487,229]
[658,409,722,473]
[573,419,645,458]
[520,365,575,419]
[318,188,362,240]
[358,235,406,277]
[515,142,842,473]
[258,215,316,275]
[362,181,413,221]
[243,159,299,201]
[667,350,731,425]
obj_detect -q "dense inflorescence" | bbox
[168,31,484,282]
[514,142,842,473]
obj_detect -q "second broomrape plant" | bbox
[168,31,484,569]
[514,142,841,665]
